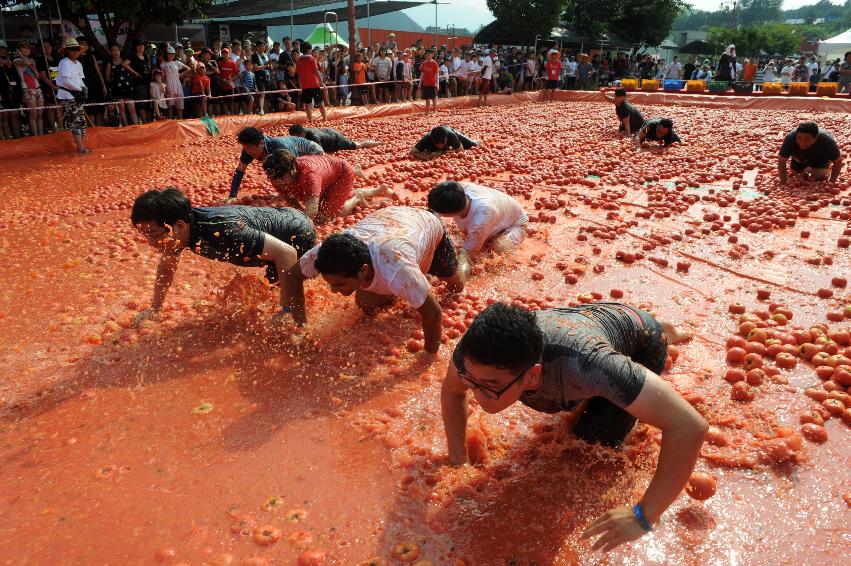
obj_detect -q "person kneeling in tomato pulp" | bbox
[777,121,843,185]
[441,302,706,552]
[292,206,471,353]
[131,187,316,326]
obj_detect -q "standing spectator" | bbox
[639,55,654,83]
[252,42,271,114]
[523,52,537,91]
[693,62,712,83]
[420,48,439,113]
[76,37,107,126]
[793,56,809,83]
[455,51,473,96]
[104,43,139,126]
[129,39,152,123]
[386,33,398,53]
[0,41,23,138]
[562,55,576,89]
[576,54,595,90]
[278,37,294,67]
[372,47,393,103]
[478,48,495,106]
[716,45,736,84]
[56,38,89,154]
[762,59,777,84]
[839,51,851,93]
[653,59,666,80]
[439,55,451,97]
[13,42,44,136]
[821,58,840,82]
[191,63,211,117]
[239,59,257,114]
[36,39,60,133]
[742,58,756,82]
[296,41,327,121]
[780,58,795,90]
[351,53,368,105]
[666,56,682,80]
[161,45,191,119]
[543,50,561,102]
[218,47,238,115]
[150,69,167,120]
[682,56,696,83]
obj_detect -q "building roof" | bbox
[204,0,430,26]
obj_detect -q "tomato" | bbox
[685,472,717,501]
[799,411,825,426]
[609,288,624,299]
[252,525,282,546]
[725,368,746,383]
[756,289,771,300]
[746,368,765,386]
[800,423,828,443]
[297,550,327,566]
[832,277,847,288]
[359,559,389,566]
[731,381,755,402]
[154,548,177,563]
[726,347,747,363]
[775,352,797,369]
[392,542,422,562]
[743,353,763,370]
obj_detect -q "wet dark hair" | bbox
[131,187,192,226]
[846,51,851,59]
[288,123,306,136]
[314,233,371,277]
[796,121,819,136]
[614,87,627,97]
[430,125,450,143]
[427,181,467,214]
[459,303,543,372]
[301,41,312,54]
[261,149,297,179]
[659,118,674,129]
[237,126,264,145]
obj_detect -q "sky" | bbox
[400,0,843,34]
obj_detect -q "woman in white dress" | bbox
[160,45,191,119]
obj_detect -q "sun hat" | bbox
[64,37,81,49]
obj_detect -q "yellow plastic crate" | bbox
[641,79,660,92]
[762,82,782,95]
[816,82,839,97]
[620,78,638,91]
[787,82,810,96]
[686,80,706,93]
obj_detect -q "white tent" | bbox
[818,29,851,59]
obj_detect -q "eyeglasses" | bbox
[457,360,535,400]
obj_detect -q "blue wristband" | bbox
[633,504,652,532]
[229,168,245,199]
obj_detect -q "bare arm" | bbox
[830,154,843,182]
[621,117,632,137]
[409,148,433,160]
[441,361,470,465]
[303,196,320,221]
[778,155,789,184]
[582,369,707,551]
[135,252,181,324]
[259,233,299,311]
[416,293,443,354]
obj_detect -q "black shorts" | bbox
[300,88,323,106]
[263,214,317,284]
[421,85,437,99]
[378,81,394,92]
[426,221,459,279]
[545,79,559,89]
[791,159,831,171]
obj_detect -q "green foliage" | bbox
[486,0,566,43]
[675,0,850,32]
[562,0,688,48]
[707,24,803,57]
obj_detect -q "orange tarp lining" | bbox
[2,90,850,160]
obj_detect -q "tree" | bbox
[707,23,802,57]
[486,0,566,44]
[51,1,213,58]
[740,0,783,26]
[563,0,688,49]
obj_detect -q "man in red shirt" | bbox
[261,150,391,224]
[420,48,439,114]
[295,41,327,122]
[544,51,562,102]
[218,48,238,114]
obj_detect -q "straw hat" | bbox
[64,37,81,49]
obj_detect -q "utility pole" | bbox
[347,0,356,48]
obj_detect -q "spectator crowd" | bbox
[1,28,850,141]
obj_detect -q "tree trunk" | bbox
[347,0,356,48]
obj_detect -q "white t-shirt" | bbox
[780,65,794,84]
[454,183,527,253]
[666,62,682,79]
[481,55,494,80]
[457,60,474,78]
[56,57,85,100]
[373,56,393,80]
[566,61,578,77]
[299,207,444,308]
[763,65,776,82]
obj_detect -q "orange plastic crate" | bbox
[641,79,660,92]
[787,82,810,96]
[686,80,706,93]
[620,79,638,91]
[816,82,839,97]
[762,82,782,95]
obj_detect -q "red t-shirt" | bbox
[546,59,562,81]
[352,62,367,84]
[191,74,210,94]
[278,155,352,202]
[218,58,238,87]
[420,59,439,87]
[296,54,320,89]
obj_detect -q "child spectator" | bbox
[270,79,296,112]
[150,69,167,120]
[352,53,368,105]
[240,59,256,114]
[161,45,191,119]
[191,63,211,117]
[543,51,562,102]
[420,49,439,113]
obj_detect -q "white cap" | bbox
[167,45,176,54]
[548,48,558,55]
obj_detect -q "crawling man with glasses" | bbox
[441,301,706,553]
